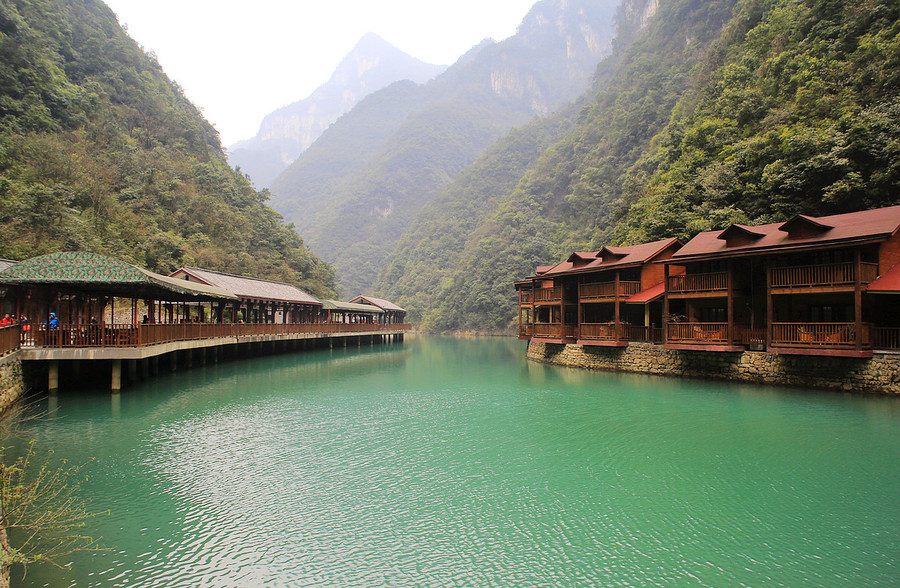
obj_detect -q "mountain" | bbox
[269,0,622,296]
[0,0,337,298]
[228,33,445,188]
[379,0,900,333]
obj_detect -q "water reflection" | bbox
[11,336,900,587]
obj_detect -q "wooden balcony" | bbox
[579,281,642,302]
[770,262,878,292]
[667,272,728,297]
[533,323,577,340]
[533,287,563,304]
[771,323,870,349]
[667,322,733,345]
[519,324,533,338]
[579,323,620,340]
[519,290,533,304]
[579,323,663,344]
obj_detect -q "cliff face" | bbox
[269,0,623,296]
[228,33,445,188]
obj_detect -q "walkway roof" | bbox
[323,300,385,313]
[348,295,406,313]
[171,267,322,305]
[0,252,238,301]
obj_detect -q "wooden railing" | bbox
[667,272,728,294]
[0,325,20,356]
[741,328,766,347]
[667,322,731,344]
[873,327,900,350]
[532,323,577,339]
[519,324,533,337]
[579,323,619,340]
[771,323,870,348]
[519,290,533,304]
[533,287,562,303]
[770,262,879,289]
[23,322,411,349]
[578,281,642,301]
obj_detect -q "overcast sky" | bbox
[103,0,538,146]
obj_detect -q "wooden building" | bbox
[662,205,900,357]
[348,295,407,324]
[170,266,323,324]
[517,238,682,345]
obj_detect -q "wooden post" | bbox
[766,261,773,349]
[855,248,863,351]
[727,261,734,345]
[663,264,670,344]
[614,270,621,341]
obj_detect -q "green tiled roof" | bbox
[0,252,238,301]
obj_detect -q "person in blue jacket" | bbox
[48,312,59,330]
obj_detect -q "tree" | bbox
[0,407,102,588]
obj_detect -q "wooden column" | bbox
[855,248,863,351]
[663,264,670,344]
[766,260,773,349]
[727,261,735,345]
[614,270,621,341]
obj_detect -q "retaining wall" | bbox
[0,353,27,413]
[526,341,900,394]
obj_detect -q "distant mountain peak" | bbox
[228,33,446,188]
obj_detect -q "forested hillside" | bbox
[380,0,900,333]
[269,0,622,297]
[0,0,337,297]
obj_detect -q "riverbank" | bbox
[526,340,900,395]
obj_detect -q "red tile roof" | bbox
[539,238,681,277]
[867,263,900,293]
[673,206,900,261]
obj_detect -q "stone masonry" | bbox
[0,352,26,413]
[526,341,900,395]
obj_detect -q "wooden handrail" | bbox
[578,281,642,300]
[23,322,411,349]
[667,272,728,293]
[0,324,20,355]
[667,322,730,343]
[533,287,562,303]
[873,327,900,350]
[770,262,879,288]
[771,322,870,348]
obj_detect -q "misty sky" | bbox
[103,0,538,146]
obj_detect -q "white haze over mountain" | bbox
[228,34,446,188]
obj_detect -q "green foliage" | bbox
[269,0,620,296]
[615,0,900,242]
[387,0,739,333]
[380,0,900,334]
[0,0,337,298]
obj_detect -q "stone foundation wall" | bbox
[526,341,900,394]
[0,352,27,413]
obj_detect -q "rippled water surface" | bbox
[10,336,900,586]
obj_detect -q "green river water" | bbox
[8,335,900,587]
